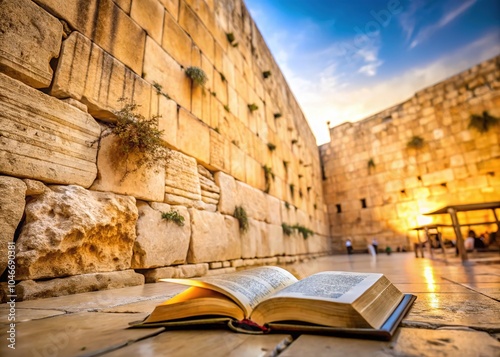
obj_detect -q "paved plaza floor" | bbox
[1,252,499,356]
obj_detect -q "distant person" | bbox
[371,238,378,254]
[464,230,476,252]
[345,239,353,255]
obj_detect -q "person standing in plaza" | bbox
[372,238,378,254]
[346,239,353,255]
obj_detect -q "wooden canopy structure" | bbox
[421,201,500,262]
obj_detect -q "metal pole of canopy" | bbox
[424,226,433,259]
[492,208,499,231]
[448,207,467,262]
[437,227,447,262]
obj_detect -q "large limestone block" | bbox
[90,133,166,202]
[143,36,191,110]
[165,150,201,204]
[51,32,152,121]
[266,195,282,225]
[214,171,236,215]
[153,95,178,148]
[235,181,268,221]
[0,72,101,187]
[0,176,27,275]
[241,218,259,259]
[16,185,138,280]
[0,0,62,88]
[162,10,192,67]
[131,201,190,268]
[187,210,240,263]
[15,270,144,301]
[177,108,211,165]
[178,1,214,63]
[210,131,230,171]
[230,144,246,182]
[267,223,285,257]
[130,0,164,43]
[34,0,146,74]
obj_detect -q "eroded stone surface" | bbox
[0,176,26,275]
[14,270,144,301]
[164,150,201,204]
[0,72,101,187]
[140,263,209,283]
[90,131,166,202]
[235,180,268,221]
[16,185,138,280]
[0,0,62,88]
[131,201,190,269]
[23,179,48,196]
[187,210,241,263]
[214,171,236,215]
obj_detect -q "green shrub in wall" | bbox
[185,66,208,86]
[469,111,499,133]
[233,206,249,233]
[161,210,185,226]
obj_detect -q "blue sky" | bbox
[244,0,500,144]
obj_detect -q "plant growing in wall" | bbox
[185,66,208,87]
[283,160,289,172]
[105,99,168,180]
[368,158,375,169]
[282,223,294,236]
[220,73,226,82]
[468,111,499,133]
[284,201,290,210]
[407,135,424,149]
[161,209,185,226]
[152,81,170,99]
[233,206,249,233]
[226,32,238,47]
[291,139,298,145]
[292,224,314,239]
[263,165,275,193]
[289,183,295,199]
[267,142,276,151]
[274,113,282,119]
[262,71,271,79]
[248,103,259,112]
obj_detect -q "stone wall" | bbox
[321,55,500,252]
[0,0,330,301]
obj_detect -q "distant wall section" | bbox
[321,56,500,252]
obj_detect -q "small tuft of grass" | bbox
[161,209,185,226]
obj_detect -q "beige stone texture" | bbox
[51,32,152,121]
[15,270,144,301]
[90,132,166,202]
[144,36,191,110]
[0,72,101,187]
[187,210,240,263]
[0,0,62,88]
[131,201,190,268]
[141,263,208,282]
[159,0,180,20]
[178,1,214,63]
[210,130,230,171]
[162,10,192,67]
[152,94,178,148]
[16,185,138,280]
[177,108,211,165]
[241,218,259,259]
[113,0,131,13]
[165,149,201,204]
[23,179,49,196]
[0,176,27,275]
[266,223,285,257]
[34,0,146,74]
[230,144,246,182]
[214,171,236,215]
[130,0,164,43]
[235,181,268,221]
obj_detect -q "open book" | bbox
[133,266,415,339]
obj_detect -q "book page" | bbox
[161,266,297,317]
[270,271,383,304]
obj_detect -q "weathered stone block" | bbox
[267,223,285,256]
[230,144,246,182]
[214,171,236,215]
[162,10,192,67]
[165,149,201,204]
[130,0,164,43]
[34,0,146,74]
[144,36,191,110]
[153,94,178,148]
[0,176,26,275]
[131,201,190,269]
[159,0,179,20]
[0,0,62,88]
[209,130,230,171]
[0,72,101,187]
[16,185,138,280]
[178,1,214,64]
[141,263,208,282]
[235,181,268,221]
[90,132,166,202]
[23,179,49,196]
[51,32,152,120]
[241,218,259,259]
[177,108,211,165]
[187,210,240,263]
[15,270,144,301]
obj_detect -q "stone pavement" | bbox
[1,252,499,356]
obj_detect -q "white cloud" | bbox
[408,0,477,48]
[358,60,383,76]
[291,31,500,145]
